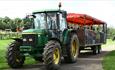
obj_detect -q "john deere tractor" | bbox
[6,8,79,70]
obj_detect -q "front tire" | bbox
[43,40,61,70]
[6,41,25,68]
[64,34,79,63]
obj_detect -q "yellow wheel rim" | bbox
[53,48,60,64]
[71,40,78,58]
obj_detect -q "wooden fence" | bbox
[0,32,21,40]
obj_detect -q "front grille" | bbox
[22,34,37,47]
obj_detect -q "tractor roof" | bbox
[33,9,66,14]
[67,13,106,25]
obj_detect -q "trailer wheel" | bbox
[98,45,101,54]
[92,45,101,55]
[6,41,25,68]
[43,40,61,70]
[64,34,79,63]
[92,46,98,55]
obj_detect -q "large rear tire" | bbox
[64,34,79,63]
[6,41,25,68]
[43,40,61,70]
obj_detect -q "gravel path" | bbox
[61,45,115,70]
[7,45,115,70]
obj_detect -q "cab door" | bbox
[58,12,67,42]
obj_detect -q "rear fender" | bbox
[63,29,77,45]
[49,38,61,46]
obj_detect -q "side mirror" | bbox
[26,15,36,19]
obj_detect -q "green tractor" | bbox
[6,9,79,70]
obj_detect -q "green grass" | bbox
[0,39,115,69]
[0,40,13,69]
[0,40,37,69]
[102,39,115,70]
[103,50,115,70]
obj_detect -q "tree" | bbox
[23,17,33,29]
[0,17,13,30]
[107,27,115,39]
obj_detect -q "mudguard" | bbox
[63,29,77,45]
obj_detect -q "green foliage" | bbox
[0,16,32,32]
[23,17,33,30]
[107,27,115,39]
[102,39,115,47]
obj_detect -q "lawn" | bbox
[0,39,114,69]
[0,40,37,69]
[0,40,13,69]
[103,50,115,70]
[102,39,115,70]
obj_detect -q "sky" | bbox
[0,0,115,27]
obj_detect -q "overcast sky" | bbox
[0,0,115,27]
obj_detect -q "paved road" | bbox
[6,45,115,70]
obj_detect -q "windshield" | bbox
[34,13,46,29]
[34,13,57,29]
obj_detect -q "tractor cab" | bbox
[18,10,68,58]
[22,10,67,43]
[25,10,67,30]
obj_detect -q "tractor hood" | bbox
[22,29,47,35]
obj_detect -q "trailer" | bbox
[67,13,107,54]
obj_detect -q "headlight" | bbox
[38,35,40,37]
[29,38,33,41]
[23,39,27,41]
